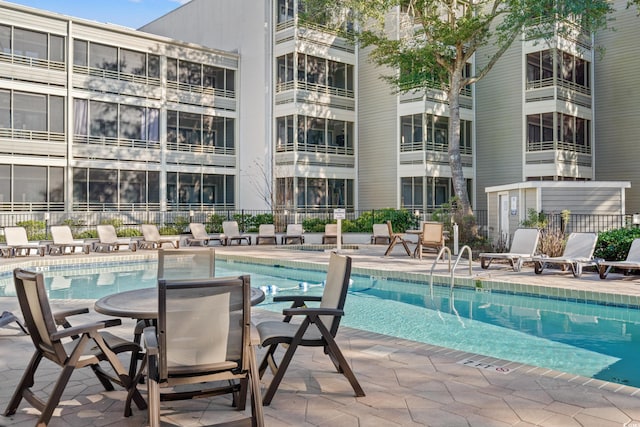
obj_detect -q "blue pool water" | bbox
[1,259,639,388]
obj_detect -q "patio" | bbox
[1,244,640,426]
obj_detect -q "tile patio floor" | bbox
[1,243,640,426]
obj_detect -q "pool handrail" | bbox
[428,246,452,297]
[450,245,473,290]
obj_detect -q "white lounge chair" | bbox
[256,224,277,245]
[49,225,91,255]
[532,232,598,278]
[185,223,225,246]
[597,238,640,279]
[139,224,179,249]
[4,226,46,257]
[479,228,540,272]
[95,224,137,252]
[222,221,251,245]
[281,224,304,244]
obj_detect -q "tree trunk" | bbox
[447,71,473,218]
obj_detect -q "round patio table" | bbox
[94,286,265,320]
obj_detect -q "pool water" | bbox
[1,259,639,388]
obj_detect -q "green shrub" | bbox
[206,214,225,233]
[78,230,97,239]
[173,216,190,233]
[595,227,640,261]
[118,227,141,237]
[16,220,45,240]
[159,225,182,235]
[302,217,330,232]
[100,218,124,229]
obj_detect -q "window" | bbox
[167,172,233,207]
[167,58,177,82]
[49,95,64,133]
[526,50,553,85]
[120,48,145,76]
[277,54,294,84]
[119,105,145,141]
[50,35,64,62]
[13,28,47,59]
[277,0,295,24]
[119,170,146,204]
[401,177,423,210]
[73,39,87,66]
[400,114,423,150]
[276,177,294,208]
[527,113,554,144]
[89,43,117,71]
[89,101,117,138]
[0,25,10,55]
[14,165,47,202]
[148,54,160,78]
[276,115,295,150]
[0,90,10,129]
[14,92,46,131]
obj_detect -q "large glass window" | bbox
[73,39,87,66]
[13,28,47,59]
[0,25,10,55]
[14,165,46,202]
[120,48,145,76]
[119,105,144,141]
[294,178,354,208]
[0,90,9,128]
[89,101,117,138]
[276,177,294,208]
[14,92,46,131]
[293,53,354,95]
[89,43,117,71]
[527,113,554,145]
[401,177,423,210]
[277,0,295,24]
[167,172,234,207]
[277,53,294,84]
[527,112,589,151]
[74,168,158,208]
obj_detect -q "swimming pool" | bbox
[1,258,639,389]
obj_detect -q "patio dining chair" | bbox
[383,221,412,256]
[5,269,146,426]
[256,252,365,405]
[140,275,264,427]
[415,221,446,259]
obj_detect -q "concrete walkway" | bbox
[1,243,640,426]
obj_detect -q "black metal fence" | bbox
[0,209,632,236]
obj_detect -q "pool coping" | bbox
[2,251,640,309]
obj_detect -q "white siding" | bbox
[357,46,398,209]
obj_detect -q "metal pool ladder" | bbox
[428,245,474,293]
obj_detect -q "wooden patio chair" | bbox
[415,221,446,259]
[383,221,411,256]
[256,252,365,405]
[4,269,146,425]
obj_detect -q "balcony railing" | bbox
[73,135,161,150]
[276,142,354,156]
[527,140,591,154]
[0,52,65,71]
[0,128,65,142]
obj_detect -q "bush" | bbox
[118,227,141,237]
[16,220,46,240]
[539,229,566,257]
[78,230,97,239]
[595,227,640,261]
[206,214,225,233]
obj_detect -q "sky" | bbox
[6,0,191,29]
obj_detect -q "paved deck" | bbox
[1,244,640,426]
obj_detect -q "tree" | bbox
[302,0,614,220]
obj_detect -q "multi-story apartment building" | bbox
[0,1,239,213]
[142,0,357,212]
[1,0,639,216]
